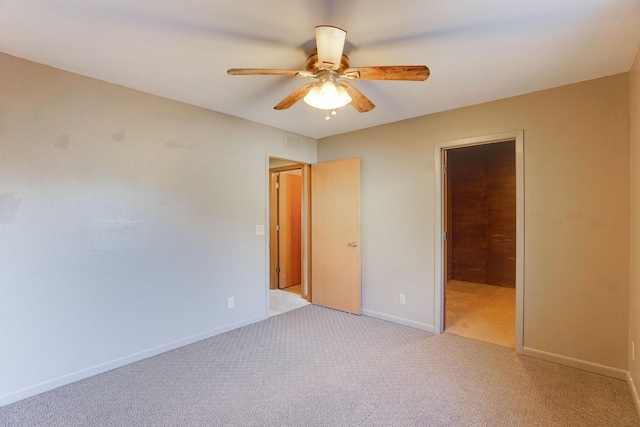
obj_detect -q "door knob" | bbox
[349,242,359,248]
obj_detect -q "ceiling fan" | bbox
[227,25,430,117]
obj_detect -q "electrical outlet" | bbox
[399,294,406,305]
[227,297,235,309]
[255,225,265,235]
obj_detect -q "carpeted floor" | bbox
[269,288,309,317]
[1,305,638,426]
[445,280,516,348]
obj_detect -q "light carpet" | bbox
[1,305,638,426]
[269,288,309,317]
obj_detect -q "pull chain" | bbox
[325,109,338,120]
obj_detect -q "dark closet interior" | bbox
[447,141,516,288]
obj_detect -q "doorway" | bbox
[434,131,524,353]
[269,161,305,294]
[267,156,363,317]
[444,141,516,347]
[268,160,309,316]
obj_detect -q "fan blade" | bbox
[274,82,317,110]
[341,66,430,81]
[228,68,315,77]
[337,81,375,113]
[315,26,346,70]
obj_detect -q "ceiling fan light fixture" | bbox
[303,79,352,110]
[229,25,427,114]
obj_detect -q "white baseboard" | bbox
[522,347,628,380]
[362,309,435,333]
[629,372,640,416]
[0,313,268,408]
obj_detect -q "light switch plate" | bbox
[256,225,265,235]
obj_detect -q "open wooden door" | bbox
[278,173,302,288]
[311,158,361,314]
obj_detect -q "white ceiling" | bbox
[1,1,640,139]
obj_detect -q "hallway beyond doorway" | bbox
[269,289,309,317]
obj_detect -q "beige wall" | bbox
[0,47,634,406]
[318,74,630,371]
[630,48,640,406]
[0,53,316,406]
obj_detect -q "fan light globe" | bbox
[304,80,351,110]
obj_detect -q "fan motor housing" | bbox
[306,52,350,72]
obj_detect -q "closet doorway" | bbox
[435,131,524,353]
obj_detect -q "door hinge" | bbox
[276,224,280,232]
[443,165,447,175]
[276,267,280,274]
[443,231,447,240]
[276,182,280,189]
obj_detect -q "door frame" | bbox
[434,130,524,353]
[267,161,311,298]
